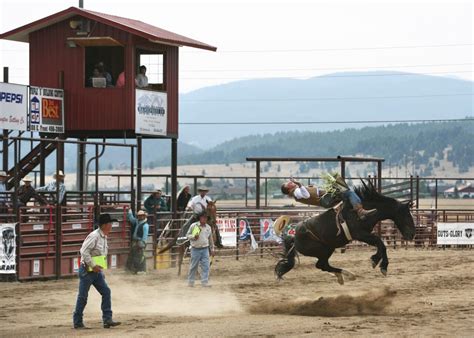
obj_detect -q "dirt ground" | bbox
[1,248,473,337]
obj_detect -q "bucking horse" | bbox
[158,200,222,276]
[275,180,416,284]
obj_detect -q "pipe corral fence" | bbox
[1,137,473,281]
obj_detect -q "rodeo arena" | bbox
[0,4,473,338]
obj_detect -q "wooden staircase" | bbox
[6,137,57,190]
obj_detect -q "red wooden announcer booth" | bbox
[0,7,216,280]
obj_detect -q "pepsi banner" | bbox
[0,224,16,274]
[260,218,281,243]
[0,82,28,131]
[437,223,474,245]
[135,89,167,136]
[29,86,65,133]
[216,218,237,247]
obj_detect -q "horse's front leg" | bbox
[354,232,389,276]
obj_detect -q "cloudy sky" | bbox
[0,0,472,93]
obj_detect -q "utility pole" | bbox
[79,0,84,8]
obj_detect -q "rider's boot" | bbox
[354,203,377,220]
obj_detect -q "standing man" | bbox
[177,187,212,244]
[186,212,214,287]
[126,209,149,274]
[0,171,9,215]
[73,213,121,330]
[281,177,376,220]
[37,170,66,205]
[17,176,48,206]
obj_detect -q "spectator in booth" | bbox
[126,209,149,274]
[95,62,113,87]
[186,212,214,287]
[115,71,125,88]
[73,213,121,329]
[17,176,49,207]
[0,171,9,214]
[177,185,192,212]
[177,186,212,245]
[37,170,66,205]
[135,65,148,88]
[88,67,105,87]
[144,189,168,214]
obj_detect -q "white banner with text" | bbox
[437,223,474,245]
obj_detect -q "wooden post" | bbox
[137,136,142,210]
[171,138,178,218]
[256,161,260,209]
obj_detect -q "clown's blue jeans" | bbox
[188,247,210,286]
[73,265,112,326]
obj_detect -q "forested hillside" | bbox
[150,120,474,174]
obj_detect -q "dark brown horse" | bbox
[275,181,416,284]
[158,200,222,276]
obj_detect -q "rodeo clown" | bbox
[280,174,376,220]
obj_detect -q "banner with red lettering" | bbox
[216,218,237,247]
[29,86,64,133]
[0,224,16,274]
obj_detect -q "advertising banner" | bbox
[260,218,281,243]
[135,89,167,136]
[0,224,16,274]
[437,223,474,245]
[29,86,65,133]
[0,82,28,131]
[216,218,237,247]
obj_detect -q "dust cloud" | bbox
[86,275,244,317]
[249,287,396,317]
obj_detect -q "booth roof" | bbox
[0,6,217,51]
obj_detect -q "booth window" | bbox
[84,46,124,88]
[137,52,165,91]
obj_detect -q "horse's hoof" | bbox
[341,269,356,281]
[335,272,344,285]
[371,258,380,269]
[380,268,387,276]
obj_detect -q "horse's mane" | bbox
[353,180,393,203]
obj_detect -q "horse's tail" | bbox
[275,236,296,280]
[157,235,178,254]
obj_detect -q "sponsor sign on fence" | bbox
[0,82,28,131]
[135,89,167,136]
[217,218,237,247]
[0,224,16,274]
[437,223,474,245]
[260,218,281,242]
[29,86,65,133]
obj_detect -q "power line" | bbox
[180,118,474,125]
[181,62,474,73]
[180,70,473,80]
[183,43,474,53]
[181,93,474,103]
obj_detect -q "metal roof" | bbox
[0,6,217,51]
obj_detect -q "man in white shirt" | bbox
[177,187,212,244]
[135,65,148,88]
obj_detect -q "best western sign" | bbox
[29,86,64,133]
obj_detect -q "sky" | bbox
[0,0,472,93]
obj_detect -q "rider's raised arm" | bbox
[294,185,310,200]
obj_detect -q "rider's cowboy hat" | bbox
[137,210,148,216]
[0,171,8,177]
[197,186,210,192]
[22,176,33,182]
[53,170,65,178]
[273,215,292,236]
[98,213,118,226]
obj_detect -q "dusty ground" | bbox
[1,248,473,337]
